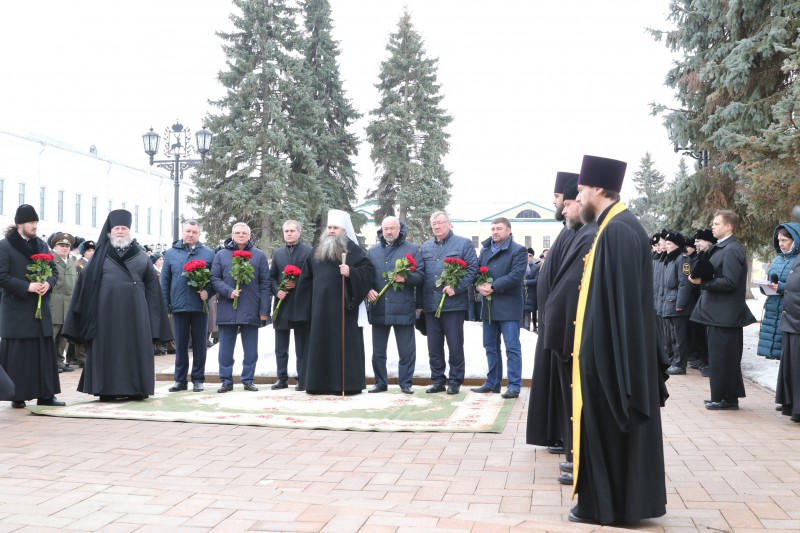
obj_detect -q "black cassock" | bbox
[71,249,172,397]
[574,207,667,525]
[304,240,375,395]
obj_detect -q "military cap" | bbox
[694,228,717,244]
[664,231,684,247]
[79,240,96,254]
[49,232,75,248]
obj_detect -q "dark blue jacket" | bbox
[211,239,271,326]
[477,235,528,322]
[420,230,478,313]
[523,261,539,312]
[367,221,423,326]
[161,240,216,314]
[660,248,693,318]
[758,222,800,358]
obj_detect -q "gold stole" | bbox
[571,201,628,497]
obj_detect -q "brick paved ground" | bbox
[0,357,798,532]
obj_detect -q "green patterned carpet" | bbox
[28,383,514,433]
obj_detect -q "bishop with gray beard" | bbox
[301,212,375,395]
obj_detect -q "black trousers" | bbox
[665,315,690,369]
[707,325,745,403]
[425,311,465,384]
[274,321,309,385]
[554,351,572,463]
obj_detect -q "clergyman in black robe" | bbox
[63,209,172,400]
[570,156,667,526]
[303,211,375,395]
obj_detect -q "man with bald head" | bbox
[366,216,424,394]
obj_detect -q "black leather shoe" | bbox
[58,367,63,373]
[706,399,739,410]
[62,365,75,372]
[368,384,387,393]
[700,365,711,377]
[242,382,258,392]
[37,397,65,407]
[470,385,500,393]
[547,444,564,454]
[666,365,686,375]
[568,506,598,525]
[400,387,414,394]
[271,380,288,390]
[169,382,188,392]
[11,401,26,408]
[426,383,446,394]
[295,384,305,392]
[217,383,233,393]
[501,389,519,399]
[446,383,461,395]
[192,382,204,392]
[776,404,783,411]
[557,472,573,485]
[559,461,573,473]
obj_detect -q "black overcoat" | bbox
[269,242,313,328]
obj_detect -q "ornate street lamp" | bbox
[142,121,212,242]
[673,143,709,168]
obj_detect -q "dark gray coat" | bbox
[420,230,478,313]
[660,249,692,318]
[367,222,423,326]
[477,235,528,321]
[269,241,313,328]
[690,236,757,327]
[211,239,271,326]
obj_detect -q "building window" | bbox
[543,236,551,249]
[75,194,81,225]
[58,190,64,222]
[515,209,541,219]
[147,207,152,234]
[18,183,25,205]
[0,179,4,214]
[472,236,479,248]
[525,236,532,249]
[121,202,127,211]
[92,196,97,227]
[39,187,45,220]
[134,205,139,232]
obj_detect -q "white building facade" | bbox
[0,129,197,251]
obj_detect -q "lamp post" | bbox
[142,121,212,243]
[673,143,709,168]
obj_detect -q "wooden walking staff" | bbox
[341,252,347,397]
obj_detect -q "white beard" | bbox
[109,235,132,249]
[315,233,349,262]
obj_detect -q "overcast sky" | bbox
[1,1,683,216]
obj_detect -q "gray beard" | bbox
[315,233,350,263]
[566,217,584,231]
[108,234,132,249]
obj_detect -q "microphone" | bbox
[771,273,779,284]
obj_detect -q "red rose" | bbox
[479,266,489,274]
[284,264,302,277]
[233,250,252,259]
[31,253,54,262]
[456,258,467,268]
[183,260,208,273]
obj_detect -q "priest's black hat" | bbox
[691,258,714,281]
[664,231,684,247]
[563,176,579,200]
[577,155,626,193]
[694,228,717,244]
[108,209,132,229]
[554,172,579,194]
[15,204,38,224]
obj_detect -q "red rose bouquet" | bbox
[272,264,302,321]
[27,253,54,319]
[182,259,212,313]
[373,253,417,304]
[475,265,494,323]
[434,257,468,318]
[230,250,254,309]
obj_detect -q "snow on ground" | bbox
[172,289,779,395]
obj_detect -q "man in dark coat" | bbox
[540,176,598,486]
[570,155,666,525]
[270,220,313,391]
[689,210,757,409]
[522,247,539,332]
[63,209,173,401]
[471,217,527,398]
[303,210,375,395]
[162,220,216,393]
[210,222,271,393]
[366,217,423,394]
[0,204,63,408]
[526,171,579,452]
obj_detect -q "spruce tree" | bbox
[629,152,666,235]
[301,0,362,242]
[365,10,453,242]
[191,0,324,251]
[650,0,800,251]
